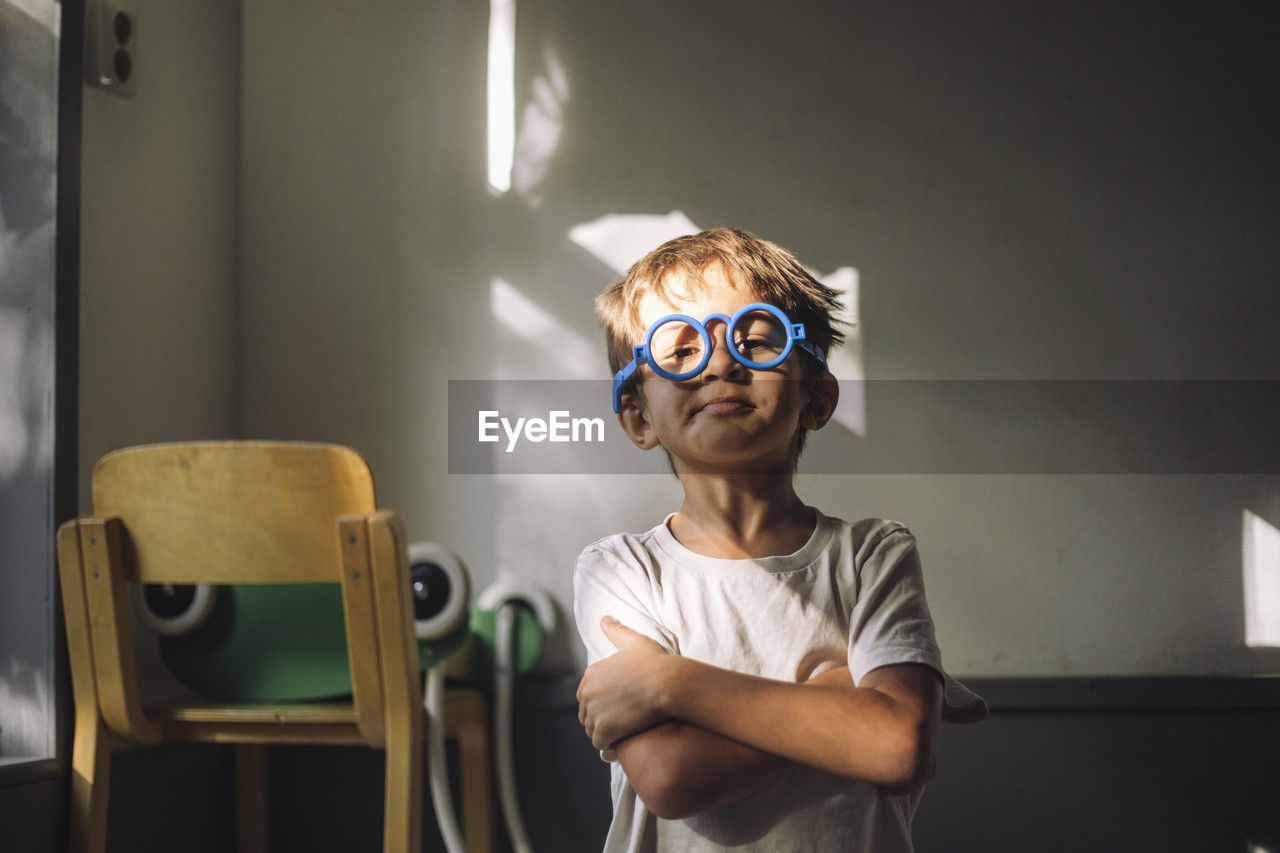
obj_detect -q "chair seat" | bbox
[150,701,366,744]
[147,688,488,746]
[155,701,359,724]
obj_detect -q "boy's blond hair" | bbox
[596,227,847,378]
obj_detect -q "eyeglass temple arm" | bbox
[790,323,828,370]
[611,345,647,414]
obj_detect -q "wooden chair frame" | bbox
[56,442,489,852]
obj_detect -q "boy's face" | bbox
[620,263,833,474]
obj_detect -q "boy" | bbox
[574,228,986,852]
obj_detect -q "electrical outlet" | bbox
[85,0,136,97]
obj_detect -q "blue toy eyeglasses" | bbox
[612,302,828,413]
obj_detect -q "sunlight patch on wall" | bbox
[490,278,600,379]
[818,266,865,436]
[568,210,700,274]
[1243,508,1280,648]
[486,0,516,194]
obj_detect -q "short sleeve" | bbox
[848,527,987,724]
[573,541,677,667]
[573,541,681,762]
[848,528,942,683]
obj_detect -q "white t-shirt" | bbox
[573,509,986,853]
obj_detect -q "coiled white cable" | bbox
[425,666,467,853]
[495,602,534,853]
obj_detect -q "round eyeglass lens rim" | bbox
[727,302,795,370]
[641,303,797,381]
[643,313,714,381]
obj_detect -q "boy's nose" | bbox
[700,320,745,381]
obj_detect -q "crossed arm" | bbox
[576,616,943,820]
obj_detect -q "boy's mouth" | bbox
[696,395,754,416]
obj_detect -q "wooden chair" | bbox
[57,442,490,852]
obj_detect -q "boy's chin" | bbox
[670,442,797,475]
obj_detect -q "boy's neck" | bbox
[670,473,814,559]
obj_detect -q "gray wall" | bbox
[79,0,241,502]
[238,0,1280,677]
[77,0,242,700]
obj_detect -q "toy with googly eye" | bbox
[135,541,472,701]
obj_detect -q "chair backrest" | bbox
[58,442,416,748]
[91,442,375,585]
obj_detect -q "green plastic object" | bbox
[460,606,545,693]
[157,583,470,702]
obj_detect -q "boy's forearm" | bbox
[615,720,793,820]
[611,666,859,820]
[654,657,938,788]
[574,617,935,797]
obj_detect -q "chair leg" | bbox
[454,712,494,853]
[67,710,111,853]
[235,744,270,853]
[383,717,424,853]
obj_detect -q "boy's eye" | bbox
[735,336,784,362]
[656,343,703,371]
[650,318,706,373]
[732,312,788,363]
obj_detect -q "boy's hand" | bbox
[577,616,672,749]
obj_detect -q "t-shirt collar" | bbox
[651,507,833,576]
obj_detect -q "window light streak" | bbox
[1243,508,1280,648]
[0,307,33,480]
[487,0,516,194]
[490,278,600,379]
[0,654,54,757]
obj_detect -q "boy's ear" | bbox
[800,371,840,431]
[617,392,662,450]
